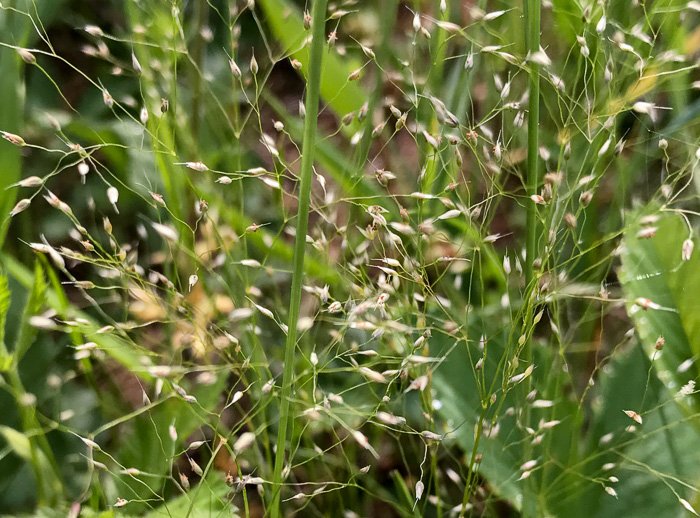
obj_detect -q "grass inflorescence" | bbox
[1,1,700,517]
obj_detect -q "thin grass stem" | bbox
[525,0,541,291]
[523,1,541,515]
[269,0,328,515]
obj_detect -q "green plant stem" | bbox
[269,0,328,515]
[523,1,540,516]
[525,0,540,292]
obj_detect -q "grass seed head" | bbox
[415,480,424,501]
[682,239,694,261]
[679,498,699,515]
[377,412,406,426]
[596,15,607,34]
[250,51,258,74]
[10,199,31,216]
[103,90,113,109]
[361,44,375,59]
[107,186,119,212]
[18,176,42,187]
[229,58,241,78]
[623,410,643,424]
[637,227,659,239]
[1,131,26,146]
[422,430,442,441]
[151,222,178,241]
[188,457,203,476]
[150,192,166,206]
[18,48,36,64]
[580,191,593,207]
[262,379,274,393]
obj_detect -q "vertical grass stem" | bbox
[270,0,328,516]
[523,1,541,516]
[525,0,540,291]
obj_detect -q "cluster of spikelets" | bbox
[3,0,700,516]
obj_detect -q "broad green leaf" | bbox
[433,325,581,515]
[432,323,527,511]
[116,371,230,512]
[619,214,699,395]
[433,296,700,518]
[586,340,700,518]
[550,0,585,45]
[142,474,237,518]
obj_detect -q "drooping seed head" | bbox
[1,131,26,146]
[579,191,593,207]
[682,239,694,261]
[10,199,31,217]
[229,58,241,78]
[103,90,114,109]
[596,14,607,34]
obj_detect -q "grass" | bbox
[524,0,541,290]
[1,1,700,517]
[269,0,328,516]
[522,2,540,514]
